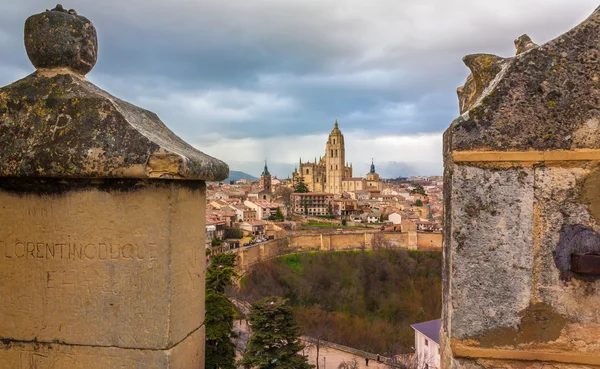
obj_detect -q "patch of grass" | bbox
[282,254,303,272]
[239,275,248,288]
[305,222,339,227]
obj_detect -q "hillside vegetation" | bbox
[235,249,441,354]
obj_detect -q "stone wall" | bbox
[417,232,443,250]
[288,235,323,250]
[443,9,600,368]
[235,231,439,271]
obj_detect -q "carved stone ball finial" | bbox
[25,6,97,75]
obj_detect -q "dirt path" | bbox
[303,344,388,369]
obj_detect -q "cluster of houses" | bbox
[289,178,443,231]
[204,170,443,254]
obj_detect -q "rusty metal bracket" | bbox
[571,253,600,275]
[554,225,600,281]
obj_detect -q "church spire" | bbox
[334,119,338,129]
[262,159,270,176]
[369,158,376,174]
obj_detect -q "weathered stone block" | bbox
[450,166,534,339]
[0,325,205,369]
[0,179,205,349]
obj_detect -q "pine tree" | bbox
[294,176,310,193]
[240,296,313,369]
[205,253,238,369]
[269,207,285,221]
[410,183,427,197]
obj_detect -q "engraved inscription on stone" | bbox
[1,240,157,260]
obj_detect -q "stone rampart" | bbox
[288,235,323,250]
[234,231,440,271]
[417,232,442,250]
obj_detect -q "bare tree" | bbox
[300,308,335,369]
[387,352,437,369]
[359,241,367,252]
[338,358,359,369]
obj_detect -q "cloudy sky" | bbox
[1,1,598,178]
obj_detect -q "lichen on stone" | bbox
[449,10,600,152]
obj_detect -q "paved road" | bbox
[233,320,388,369]
[303,344,388,369]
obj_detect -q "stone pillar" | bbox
[0,6,228,368]
[443,9,600,369]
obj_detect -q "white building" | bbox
[244,200,286,220]
[388,212,402,225]
[411,319,441,369]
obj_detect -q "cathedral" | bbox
[292,121,382,194]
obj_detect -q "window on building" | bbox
[333,139,336,144]
[331,149,334,157]
[335,165,338,170]
[306,169,309,174]
[425,339,429,346]
[335,149,338,156]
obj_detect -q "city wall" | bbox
[417,232,443,250]
[235,231,440,271]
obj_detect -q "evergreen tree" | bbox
[269,207,285,221]
[294,176,310,193]
[410,183,427,197]
[240,296,313,369]
[415,199,423,207]
[205,253,238,369]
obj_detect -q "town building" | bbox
[411,319,441,369]
[290,192,334,216]
[388,212,402,225]
[292,121,381,194]
[229,204,257,222]
[239,220,266,238]
[244,199,287,220]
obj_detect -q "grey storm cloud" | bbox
[0,0,598,176]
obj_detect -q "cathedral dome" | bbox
[331,120,341,134]
[329,120,344,144]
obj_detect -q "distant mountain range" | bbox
[222,170,258,183]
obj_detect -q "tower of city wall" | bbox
[0,6,228,368]
[443,7,600,369]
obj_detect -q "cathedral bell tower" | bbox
[325,120,345,194]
